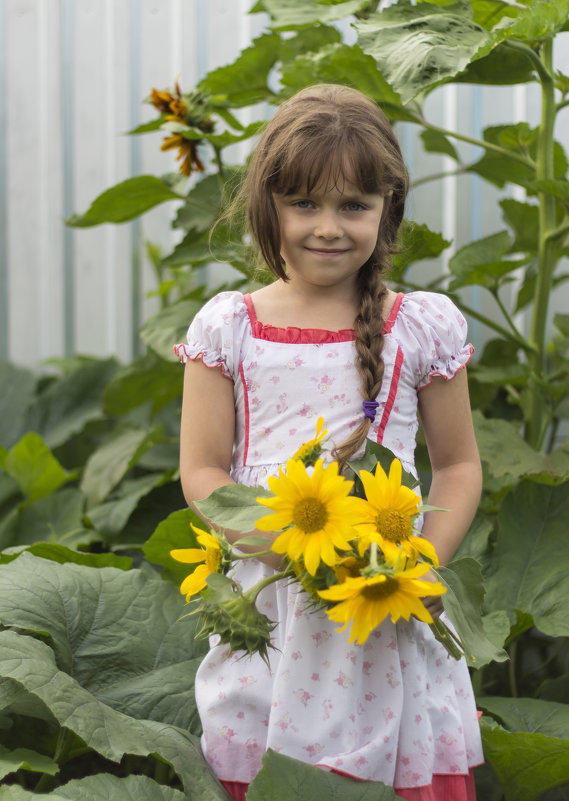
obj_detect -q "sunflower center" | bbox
[362,577,398,600]
[293,497,328,533]
[375,509,413,542]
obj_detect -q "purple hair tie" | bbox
[362,401,379,421]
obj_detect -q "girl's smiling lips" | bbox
[305,247,350,256]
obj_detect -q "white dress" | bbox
[176,289,483,788]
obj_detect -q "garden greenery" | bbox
[2,0,569,799]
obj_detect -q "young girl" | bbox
[177,84,483,801]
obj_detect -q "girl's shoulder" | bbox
[392,290,466,333]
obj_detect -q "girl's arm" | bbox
[179,358,282,567]
[417,368,482,613]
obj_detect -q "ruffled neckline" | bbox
[243,292,404,344]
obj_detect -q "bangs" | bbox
[270,129,390,198]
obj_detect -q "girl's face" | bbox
[273,178,385,295]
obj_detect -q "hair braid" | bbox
[332,267,387,472]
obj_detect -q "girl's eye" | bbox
[293,200,313,209]
[344,201,365,212]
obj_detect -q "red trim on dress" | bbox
[382,291,405,334]
[244,293,355,344]
[238,362,250,466]
[417,344,475,390]
[377,345,404,444]
[173,345,233,381]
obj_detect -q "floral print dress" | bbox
[175,289,483,790]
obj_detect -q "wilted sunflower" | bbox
[354,459,438,567]
[318,562,446,644]
[256,458,360,576]
[171,524,222,599]
[292,416,328,467]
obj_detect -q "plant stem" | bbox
[246,569,290,603]
[526,37,557,449]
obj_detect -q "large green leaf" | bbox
[86,472,174,539]
[391,220,451,279]
[473,411,569,484]
[0,542,131,569]
[0,630,226,800]
[0,433,70,503]
[0,362,36,450]
[0,554,206,731]
[143,507,208,583]
[66,176,183,227]
[356,1,489,103]
[248,748,404,800]
[103,352,183,416]
[448,230,527,289]
[0,744,58,780]
[199,33,280,106]
[173,174,225,233]
[0,774,187,800]
[488,0,569,43]
[483,479,569,637]
[436,558,508,668]
[479,706,569,801]
[263,0,370,31]
[279,44,405,116]
[80,425,164,509]
[0,488,93,551]
[500,198,539,254]
[24,358,118,449]
[196,484,273,534]
[140,294,206,362]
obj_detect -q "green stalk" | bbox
[526,37,557,449]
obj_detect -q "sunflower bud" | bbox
[193,573,276,667]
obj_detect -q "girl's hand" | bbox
[420,569,445,621]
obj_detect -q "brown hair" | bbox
[235,84,408,470]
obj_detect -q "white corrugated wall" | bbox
[1,1,568,367]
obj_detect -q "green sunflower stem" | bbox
[245,569,291,604]
[430,618,464,661]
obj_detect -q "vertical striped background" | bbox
[2,1,568,367]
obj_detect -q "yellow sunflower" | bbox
[171,524,221,599]
[318,563,446,644]
[292,417,328,466]
[256,458,360,576]
[160,133,205,176]
[354,459,438,567]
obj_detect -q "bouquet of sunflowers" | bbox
[171,419,489,666]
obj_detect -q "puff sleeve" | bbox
[398,292,474,389]
[173,291,249,381]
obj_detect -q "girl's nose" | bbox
[314,210,343,239]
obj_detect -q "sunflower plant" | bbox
[171,419,496,665]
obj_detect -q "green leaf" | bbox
[173,173,224,233]
[0,743,58,780]
[435,558,508,668]
[391,220,451,279]
[279,44,405,116]
[479,711,569,801]
[484,479,569,637]
[0,774,189,800]
[24,358,118,449]
[473,411,569,484]
[66,176,183,227]
[0,488,93,551]
[280,24,342,64]
[0,554,207,731]
[103,352,184,417]
[479,695,569,738]
[0,362,36,449]
[263,0,370,31]
[457,40,536,85]
[248,748,405,800]
[448,230,526,289]
[140,293,206,362]
[0,629,224,800]
[143,507,207,583]
[196,484,273,533]
[80,426,164,509]
[199,33,280,107]
[420,129,460,160]
[499,198,539,254]
[0,433,70,503]
[490,0,569,43]
[86,472,174,538]
[356,1,489,104]
[0,543,131,569]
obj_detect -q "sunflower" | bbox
[318,563,446,644]
[292,417,328,467]
[171,525,222,599]
[160,133,205,176]
[256,458,360,576]
[354,459,438,567]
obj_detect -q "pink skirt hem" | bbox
[220,767,477,801]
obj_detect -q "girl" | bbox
[177,84,483,801]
